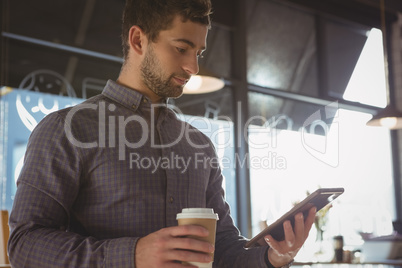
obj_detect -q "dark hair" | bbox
[121,0,212,61]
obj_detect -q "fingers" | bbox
[135,225,214,267]
[166,225,214,254]
[169,224,210,238]
[264,207,318,257]
[265,216,301,255]
[290,207,317,245]
[169,236,214,255]
[292,213,305,245]
[283,220,296,247]
[162,263,197,268]
[305,207,317,233]
[166,246,213,263]
[264,235,280,254]
[151,225,213,258]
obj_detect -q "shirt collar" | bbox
[101,80,168,111]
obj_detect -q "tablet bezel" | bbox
[244,187,344,248]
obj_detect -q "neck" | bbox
[117,64,163,104]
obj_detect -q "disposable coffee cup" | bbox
[176,208,219,268]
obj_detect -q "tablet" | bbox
[244,187,344,248]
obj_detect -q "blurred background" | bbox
[2,0,402,264]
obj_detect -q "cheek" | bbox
[161,57,181,75]
[154,44,183,73]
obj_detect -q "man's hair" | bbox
[121,0,212,60]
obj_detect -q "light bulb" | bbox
[379,117,398,128]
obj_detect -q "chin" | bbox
[170,92,184,99]
[164,87,184,99]
[173,88,185,98]
[153,84,184,99]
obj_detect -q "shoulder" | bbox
[57,94,107,122]
[31,94,109,146]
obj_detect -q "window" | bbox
[248,96,394,261]
[246,0,395,261]
[247,0,319,97]
[343,28,387,107]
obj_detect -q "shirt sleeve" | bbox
[204,144,269,268]
[8,112,138,268]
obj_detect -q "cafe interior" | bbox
[1,0,402,266]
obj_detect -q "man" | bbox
[8,0,316,267]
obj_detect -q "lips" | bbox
[173,76,189,86]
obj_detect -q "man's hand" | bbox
[264,207,316,267]
[135,225,215,268]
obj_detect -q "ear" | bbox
[128,25,147,56]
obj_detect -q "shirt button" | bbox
[169,196,174,203]
[132,104,137,109]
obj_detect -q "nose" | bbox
[183,55,199,76]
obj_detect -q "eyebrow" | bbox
[173,38,206,51]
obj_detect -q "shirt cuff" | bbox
[264,246,275,268]
[105,237,138,267]
[264,247,294,268]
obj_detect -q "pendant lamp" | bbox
[183,67,225,94]
[367,0,402,129]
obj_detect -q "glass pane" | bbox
[4,40,121,98]
[323,20,372,103]
[247,0,319,97]
[248,93,395,262]
[343,28,387,107]
[8,0,124,56]
[248,92,337,133]
[200,26,232,79]
[4,0,231,103]
[246,0,386,107]
[172,87,233,119]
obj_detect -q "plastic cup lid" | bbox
[176,208,219,220]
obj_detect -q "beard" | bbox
[140,44,188,99]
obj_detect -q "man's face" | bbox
[140,15,208,99]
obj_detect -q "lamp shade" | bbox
[366,105,402,129]
[183,75,225,94]
[366,0,402,130]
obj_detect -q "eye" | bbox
[176,47,186,54]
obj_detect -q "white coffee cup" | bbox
[176,208,219,268]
